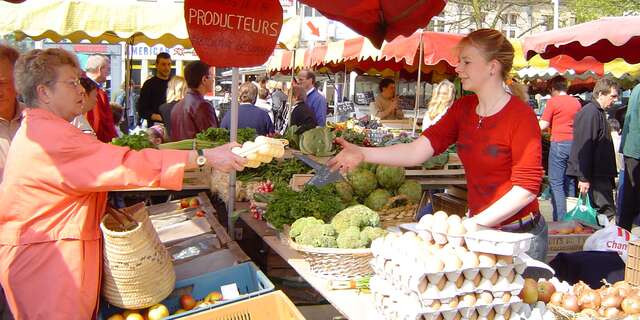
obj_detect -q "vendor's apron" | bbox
[500,212,549,262]
[0,239,101,320]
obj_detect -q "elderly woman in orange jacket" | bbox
[0,48,246,320]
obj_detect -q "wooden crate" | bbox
[548,234,590,253]
[626,240,640,286]
[405,153,466,186]
[432,192,467,217]
[289,174,314,191]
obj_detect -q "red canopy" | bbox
[522,16,640,63]
[300,0,447,48]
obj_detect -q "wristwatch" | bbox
[196,149,207,167]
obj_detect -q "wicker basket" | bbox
[548,303,625,320]
[378,196,419,228]
[100,203,176,309]
[288,237,372,280]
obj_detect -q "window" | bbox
[428,17,446,32]
[303,5,313,17]
[509,14,518,25]
[543,15,553,30]
[501,29,517,39]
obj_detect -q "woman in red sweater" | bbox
[328,29,546,260]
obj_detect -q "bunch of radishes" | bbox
[256,180,274,193]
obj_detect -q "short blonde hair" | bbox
[14,48,80,106]
[239,82,258,104]
[166,76,187,103]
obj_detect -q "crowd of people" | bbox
[0,26,639,319]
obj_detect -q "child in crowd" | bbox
[147,124,166,146]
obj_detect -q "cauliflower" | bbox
[295,223,338,248]
[290,217,324,238]
[360,226,388,246]
[331,205,381,233]
[337,226,367,249]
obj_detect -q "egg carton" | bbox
[418,227,466,247]
[464,230,534,256]
[417,298,525,320]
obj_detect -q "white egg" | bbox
[461,251,480,268]
[443,254,462,270]
[432,220,449,234]
[418,214,435,229]
[478,253,497,267]
[447,214,462,224]
[425,256,444,273]
[433,211,448,222]
[448,221,467,236]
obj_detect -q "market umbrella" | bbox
[300,0,447,49]
[522,16,640,64]
[516,56,640,81]
[0,0,190,47]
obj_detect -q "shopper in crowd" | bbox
[159,76,187,139]
[619,83,640,231]
[328,29,546,261]
[0,48,246,320]
[374,78,404,120]
[0,43,20,320]
[297,69,327,127]
[71,77,98,136]
[138,52,172,126]
[538,76,581,221]
[289,85,317,135]
[110,103,124,137]
[170,61,219,141]
[422,79,456,130]
[147,124,166,146]
[567,78,619,218]
[255,87,274,122]
[114,81,139,132]
[221,82,274,136]
[271,81,288,132]
[85,54,117,143]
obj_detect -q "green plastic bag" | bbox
[562,193,598,227]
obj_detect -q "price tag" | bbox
[220,283,240,300]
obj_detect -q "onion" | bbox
[549,292,564,306]
[573,281,590,296]
[579,308,599,317]
[562,294,580,312]
[602,294,623,309]
[603,307,622,318]
[613,281,632,297]
[621,296,640,314]
[578,289,601,309]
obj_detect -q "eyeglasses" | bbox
[52,79,81,88]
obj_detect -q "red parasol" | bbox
[300,0,447,48]
[522,16,640,63]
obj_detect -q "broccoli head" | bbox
[337,226,367,249]
[290,217,324,238]
[295,225,338,248]
[331,205,381,233]
[360,226,388,246]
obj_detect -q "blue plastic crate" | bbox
[99,261,274,319]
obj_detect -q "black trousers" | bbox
[587,176,616,218]
[620,156,640,231]
[0,286,13,320]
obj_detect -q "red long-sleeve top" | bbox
[87,87,118,143]
[423,94,543,225]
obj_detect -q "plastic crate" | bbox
[626,240,640,286]
[179,290,304,320]
[99,262,274,319]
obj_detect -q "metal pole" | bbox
[227,67,240,238]
[412,29,424,134]
[552,0,559,30]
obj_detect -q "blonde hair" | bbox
[166,76,187,103]
[239,82,258,103]
[14,48,80,106]
[457,29,527,102]
[427,80,456,120]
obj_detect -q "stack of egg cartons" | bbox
[370,211,534,320]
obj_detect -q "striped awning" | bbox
[267,31,463,75]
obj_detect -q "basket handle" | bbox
[106,206,139,228]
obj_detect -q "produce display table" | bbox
[238,210,380,320]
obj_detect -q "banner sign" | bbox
[184,0,283,67]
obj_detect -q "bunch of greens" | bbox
[237,158,309,187]
[334,128,367,146]
[111,132,155,150]
[195,128,257,146]
[264,184,346,230]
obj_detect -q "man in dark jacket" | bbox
[567,78,619,218]
[170,61,218,141]
[138,52,172,125]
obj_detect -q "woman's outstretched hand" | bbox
[327,138,365,174]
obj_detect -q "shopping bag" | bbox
[583,224,637,261]
[562,193,598,227]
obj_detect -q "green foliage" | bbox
[237,159,309,187]
[195,128,256,146]
[569,0,640,23]
[283,125,301,149]
[264,185,345,230]
[111,132,155,150]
